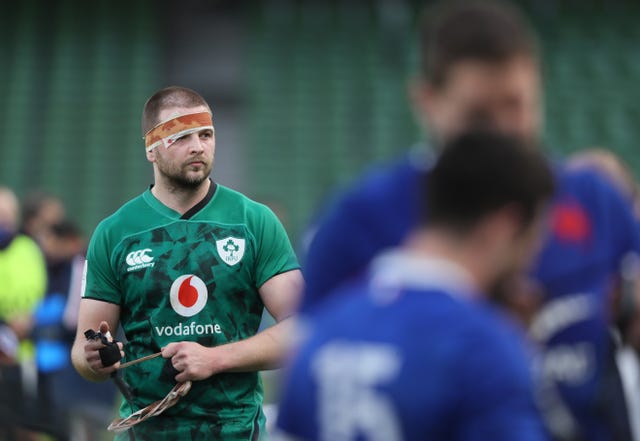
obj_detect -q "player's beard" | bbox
[156,154,213,190]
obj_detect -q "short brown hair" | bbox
[419,0,538,87]
[141,86,211,137]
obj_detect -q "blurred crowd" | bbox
[0,188,116,441]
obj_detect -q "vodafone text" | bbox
[155,321,222,337]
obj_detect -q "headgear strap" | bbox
[144,112,213,152]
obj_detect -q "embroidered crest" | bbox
[216,237,245,266]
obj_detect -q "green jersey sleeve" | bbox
[83,220,122,304]
[252,204,300,288]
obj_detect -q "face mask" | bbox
[0,226,15,250]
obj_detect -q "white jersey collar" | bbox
[369,250,478,302]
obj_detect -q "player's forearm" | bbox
[213,316,297,373]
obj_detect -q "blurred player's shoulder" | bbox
[340,144,432,208]
[310,146,433,239]
[555,157,626,195]
[533,156,640,291]
[552,157,637,221]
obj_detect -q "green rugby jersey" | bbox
[83,183,299,440]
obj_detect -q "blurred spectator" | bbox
[33,219,116,440]
[0,187,46,325]
[20,191,65,246]
[0,186,47,440]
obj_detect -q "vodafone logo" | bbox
[169,275,208,317]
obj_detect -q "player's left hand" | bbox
[162,341,220,382]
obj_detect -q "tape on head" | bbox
[144,112,214,152]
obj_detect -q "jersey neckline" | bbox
[143,180,218,220]
[181,181,217,219]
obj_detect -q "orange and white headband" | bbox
[144,112,214,152]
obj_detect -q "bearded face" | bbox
[153,141,214,190]
[147,105,216,192]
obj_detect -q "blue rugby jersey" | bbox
[279,253,549,441]
[301,152,640,441]
[301,151,427,312]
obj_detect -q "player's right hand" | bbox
[84,321,124,376]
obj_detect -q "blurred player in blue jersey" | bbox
[301,1,640,440]
[277,130,555,441]
[302,0,542,308]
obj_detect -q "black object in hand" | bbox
[160,357,180,383]
[84,328,122,367]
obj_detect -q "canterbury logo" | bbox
[126,248,155,272]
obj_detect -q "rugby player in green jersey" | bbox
[71,86,304,440]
